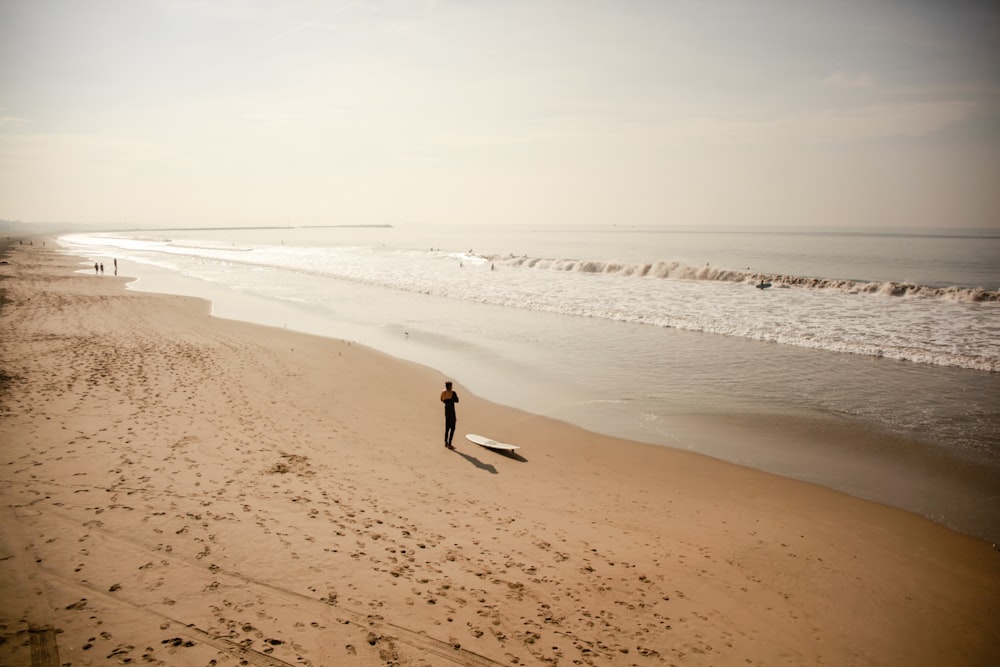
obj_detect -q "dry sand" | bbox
[1,242,998,666]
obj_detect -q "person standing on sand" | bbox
[440,381,459,449]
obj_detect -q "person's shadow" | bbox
[452,449,498,474]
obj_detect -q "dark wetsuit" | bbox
[441,390,459,447]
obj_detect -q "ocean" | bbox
[58,225,1000,542]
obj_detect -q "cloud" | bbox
[823,70,878,89]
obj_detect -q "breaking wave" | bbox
[492,255,999,302]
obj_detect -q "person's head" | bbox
[445,381,452,390]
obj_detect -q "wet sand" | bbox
[1,242,998,666]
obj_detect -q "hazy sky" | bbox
[1,0,998,228]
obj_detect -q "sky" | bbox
[1,0,998,229]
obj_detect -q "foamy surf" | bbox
[495,254,999,302]
[59,230,1000,373]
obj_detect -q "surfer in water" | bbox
[440,381,459,449]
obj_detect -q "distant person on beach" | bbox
[440,381,459,449]
[94,262,99,275]
[114,258,118,275]
[100,263,104,274]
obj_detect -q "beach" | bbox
[56,226,1000,544]
[1,242,998,666]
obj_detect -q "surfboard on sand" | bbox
[465,433,520,451]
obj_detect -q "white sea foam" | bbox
[499,254,999,301]
[59,231,1000,373]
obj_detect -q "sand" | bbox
[1,241,998,667]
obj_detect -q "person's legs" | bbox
[445,420,456,447]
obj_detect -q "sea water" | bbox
[58,225,1000,541]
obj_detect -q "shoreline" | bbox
[57,235,1000,543]
[1,242,998,666]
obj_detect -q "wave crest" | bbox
[494,255,998,302]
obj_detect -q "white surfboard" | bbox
[465,433,520,451]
